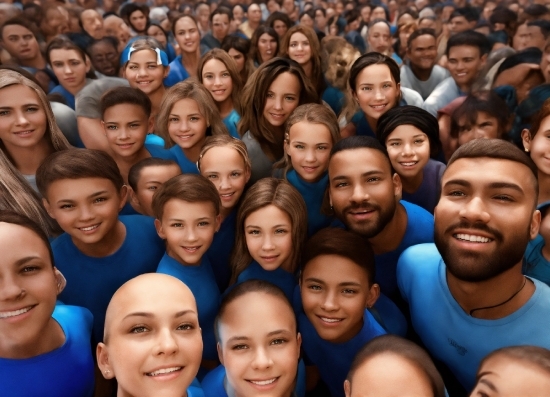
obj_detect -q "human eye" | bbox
[190,116,200,122]
[266,92,274,98]
[335,181,348,188]
[198,221,210,227]
[389,141,400,146]
[169,117,179,123]
[275,228,288,234]
[204,73,213,79]
[285,95,296,101]
[177,323,195,330]
[295,144,305,149]
[0,110,10,116]
[247,229,260,235]
[367,177,381,182]
[290,42,297,47]
[342,288,357,294]
[414,138,426,144]
[21,265,41,274]
[94,197,107,203]
[106,125,118,130]
[59,203,74,209]
[493,194,514,202]
[171,222,184,228]
[148,64,158,69]
[207,174,218,179]
[232,344,248,350]
[271,338,288,345]
[307,284,322,291]
[361,86,372,91]
[52,62,63,68]
[130,325,149,334]
[231,171,242,178]
[447,190,465,197]
[70,60,81,66]
[128,64,138,70]
[147,185,158,191]
[26,106,39,113]
[317,145,328,150]
[222,72,230,78]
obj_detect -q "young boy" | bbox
[127,157,182,216]
[524,201,550,286]
[37,149,166,344]
[152,174,222,369]
[298,227,385,397]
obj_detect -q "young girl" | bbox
[47,35,96,110]
[146,22,178,62]
[230,178,307,302]
[198,49,243,139]
[470,346,550,397]
[198,135,251,292]
[275,104,340,236]
[202,280,304,397]
[221,35,253,83]
[377,106,445,214]
[0,69,72,193]
[238,57,318,184]
[165,15,202,87]
[156,79,229,174]
[1,211,95,397]
[248,26,279,70]
[279,25,326,96]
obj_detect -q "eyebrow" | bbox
[245,224,289,229]
[122,310,195,320]
[56,190,109,204]
[15,256,43,266]
[0,103,39,109]
[292,140,331,145]
[476,373,497,392]
[304,277,360,287]
[331,170,384,182]
[169,216,211,222]
[444,179,524,194]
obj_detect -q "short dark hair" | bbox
[128,157,180,191]
[151,174,221,220]
[527,19,550,39]
[0,16,38,39]
[407,28,436,49]
[87,36,119,56]
[301,228,376,283]
[100,86,152,119]
[347,335,445,397]
[266,11,293,30]
[37,149,125,198]
[330,136,393,173]
[210,6,232,22]
[221,34,250,55]
[446,30,491,56]
[524,4,550,18]
[450,6,479,22]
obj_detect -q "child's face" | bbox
[524,116,550,177]
[49,48,90,91]
[288,32,312,66]
[168,98,208,151]
[103,104,152,159]
[244,205,293,272]
[131,164,181,217]
[300,254,378,343]
[200,146,250,212]
[218,292,301,397]
[97,274,203,397]
[470,355,550,397]
[201,58,234,104]
[344,353,434,397]
[285,121,333,183]
[124,49,168,95]
[155,199,220,266]
[457,111,500,146]
[385,125,430,181]
[0,222,63,356]
[263,72,301,128]
[43,177,126,251]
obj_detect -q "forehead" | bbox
[163,198,217,217]
[329,148,392,176]
[448,45,481,58]
[3,24,33,36]
[370,23,390,33]
[411,34,435,46]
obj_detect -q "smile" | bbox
[269,113,285,119]
[220,192,235,199]
[146,367,182,377]
[370,104,387,110]
[248,377,278,385]
[0,305,34,319]
[319,316,343,323]
[182,246,201,252]
[14,130,33,136]
[79,224,100,232]
[454,233,492,243]
[400,161,418,167]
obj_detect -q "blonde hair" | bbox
[197,135,251,173]
[155,78,230,148]
[275,103,341,176]
[230,178,307,284]
[322,36,360,91]
[198,49,244,116]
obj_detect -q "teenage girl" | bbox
[198,135,251,292]
[275,103,340,235]
[47,35,96,110]
[165,15,202,86]
[221,35,253,83]
[230,178,307,302]
[238,57,318,184]
[156,78,230,174]
[198,49,243,139]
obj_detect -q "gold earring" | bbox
[525,148,530,152]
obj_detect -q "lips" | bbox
[248,377,278,386]
[78,224,100,233]
[369,104,387,112]
[0,305,35,319]
[318,315,343,324]
[454,233,493,243]
[13,130,33,136]
[181,246,201,253]
[145,366,183,377]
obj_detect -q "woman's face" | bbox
[273,19,289,38]
[257,33,278,63]
[201,58,234,104]
[288,32,312,66]
[371,6,387,20]
[129,10,147,33]
[353,64,399,123]
[49,48,89,92]
[233,5,245,24]
[174,17,200,54]
[147,25,167,48]
[0,84,48,154]
[524,115,550,177]
[124,49,168,96]
[228,48,246,73]
[367,22,391,54]
[263,72,301,128]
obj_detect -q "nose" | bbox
[473,127,487,139]
[64,63,73,74]
[305,148,316,162]
[350,183,369,203]
[374,87,385,100]
[214,75,222,86]
[273,96,283,110]
[459,196,491,225]
[219,175,230,190]
[154,327,179,356]
[401,143,414,156]
[78,204,95,222]
[251,346,274,370]
[261,234,275,251]
[119,127,130,139]
[320,290,339,312]
[183,226,198,243]
[14,110,30,127]
[0,274,24,302]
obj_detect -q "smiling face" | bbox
[124,49,168,96]
[329,148,400,237]
[258,33,277,63]
[174,17,200,54]
[301,254,377,343]
[285,121,333,182]
[385,125,430,182]
[524,116,550,177]
[167,98,208,152]
[263,72,301,128]
[218,291,301,397]
[244,205,293,272]
[97,274,203,397]
[288,32,312,66]
[132,164,182,217]
[447,45,485,91]
[155,199,220,266]
[49,48,89,92]
[103,103,152,159]
[434,157,539,282]
[407,34,437,72]
[199,146,250,213]
[201,58,233,104]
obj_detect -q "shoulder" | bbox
[397,243,441,285]
[400,87,424,107]
[53,305,94,333]
[402,201,434,226]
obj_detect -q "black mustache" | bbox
[444,221,503,241]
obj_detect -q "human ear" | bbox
[54,267,67,295]
[521,129,532,152]
[128,187,144,215]
[118,185,129,211]
[42,198,55,219]
[344,380,352,397]
[365,283,380,309]
[154,218,166,239]
[392,172,402,200]
[217,342,224,365]
[96,343,115,379]
[163,65,170,78]
[215,214,222,232]
[530,210,541,240]
[147,116,155,133]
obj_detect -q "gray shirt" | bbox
[400,64,450,100]
[242,131,275,184]
[422,77,463,117]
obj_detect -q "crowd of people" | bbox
[2,0,550,396]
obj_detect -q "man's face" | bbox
[81,9,105,39]
[449,15,473,36]
[212,13,229,41]
[527,25,547,50]
[248,4,262,23]
[447,45,485,90]
[434,157,540,282]
[328,148,400,238]
[1,24,39,61]
[407,34,437,71]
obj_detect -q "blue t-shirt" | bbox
[286,170,332,236]
[169,145,199,174]
[398,243,550,390]
[524,234,550,286]
[50,85,75,110]
[164,55,190,87]
[236,261,297,303]
[401,159,446,214]
[322,84,345,116]
[223,109,241,139]
[157,253,221,361]
[206,210,236,292]
[297,306,386,397]
[145,133,165,147]
[53,215,165,343]
[0,305,95,397]
[145,143,178,161]
[188,384,206,397]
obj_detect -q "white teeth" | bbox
[401,162,417,166]
[250,378,277,385]
[456,233,491,243]
[0,306,32,319]
[321,317,342,323]
[80,225,99,231]
[220,193,234,197]
[146,367,182,376]
[184,247,199,252]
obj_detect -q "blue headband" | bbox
[120,44,169,67]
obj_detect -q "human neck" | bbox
[455,78,474,94]
[401,169,424,193]
[446,265,534,320]
[367,202,407,254]
[149,87,166,118]
[5,138,53,175]
[114,147,151,184]
[366,115,378,132]
[182,50,200,78]
[248,20,260,30]
[73,219,126,257]
[409,62,433,81]
[0,317,65,359]
[218,97,234,119]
